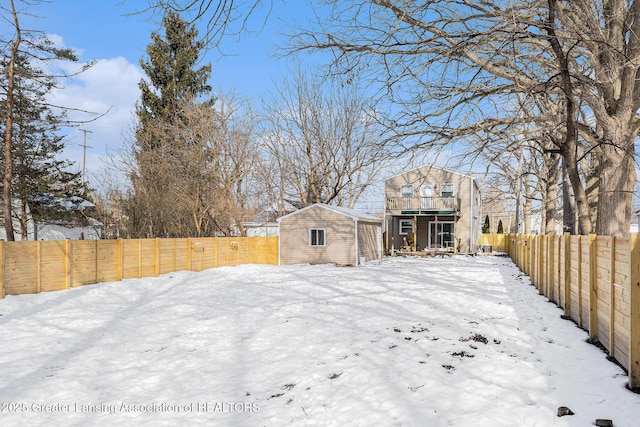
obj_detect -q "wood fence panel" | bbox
[254,237,277,265]
[70,240,98,287]
[122,239,142,279]
[139,239,157,277]
[190,238,206,272]
[508,233,640,390]
[1,236,278,297]
[569,236,581,325]
[238,237,251,265]
[557,235,565,307]
[158,239,177,274]
[4,241,38,295]
[481,234,507,252]
[216,238,235,267]
[594,236,613,350]
[201,238,216,270]
[97,240,119,283]
[174,239,189,271]
[40,240,68,292]
[580,236,592,329]
[628,234,640,389]
[613,237,631,369]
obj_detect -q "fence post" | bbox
[537,235,543,294]
[187,237,192,271]
[117,238,123,281]
[609,236,616,359]
[155,238,160,277]
[628,234,640,390]
[65,239,72,289]
[0,240,4,299]
[588,234,598,343]
[138,239,142,279]
[577,235,583,328]
[564,233,571,317]
[36,241,42,293]
[549,235,555,302]
[94,240,99,284]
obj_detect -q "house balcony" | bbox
[386,196,459,215]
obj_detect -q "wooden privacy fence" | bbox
[0,236,278,299]
[481,233,507,252]
[506,233,640,390]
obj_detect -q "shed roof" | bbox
[277,203,382,223]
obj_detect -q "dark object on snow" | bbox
[595,419,613,427]
[557,406,574,417]
[482,244,492,253]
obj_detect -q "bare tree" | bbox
[124,93,259,237]
[261,70,390,208]
[133,0,273,52]
[290,0,640,236]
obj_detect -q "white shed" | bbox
[278,203,382,266]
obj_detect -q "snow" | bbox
[0,255,638,426]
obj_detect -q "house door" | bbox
[420,183,434,209]
[428,221,455,249]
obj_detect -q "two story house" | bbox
[384,165,481,254]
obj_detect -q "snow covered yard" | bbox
[0,255,638,426]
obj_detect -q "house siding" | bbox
[385,166,481,253]
[357,221,380,263]
[279,206,357,265]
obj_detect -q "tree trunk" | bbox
[563,149,593,234]
[544,154,560,234]
[596,145,636,236]
[562,161,576,234]
[3,1,20,241]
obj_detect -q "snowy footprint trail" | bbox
[0,256,638,426]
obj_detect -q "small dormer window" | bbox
[441,183,454,198]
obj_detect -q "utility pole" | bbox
[79,129,92,186]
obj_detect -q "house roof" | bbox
[277,203,382,223]
[385,164,478,183]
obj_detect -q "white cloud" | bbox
[45,56,143,186]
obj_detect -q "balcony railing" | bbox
[386,196,459,213]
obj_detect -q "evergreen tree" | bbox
[497,220,504,234]
[136,10,213,146]
[2,1,88,240]
[482,215,490,234]
[1,52,85,240]
[128,11,216,237]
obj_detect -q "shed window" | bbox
[440,183,454,198]
[309,228,326,247]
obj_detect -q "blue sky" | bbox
[17,0,314,187]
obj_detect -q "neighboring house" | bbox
[384,165,481,254]
[0,196,103,241]
[34,220,102,240]
[278,203,383,266]
[244,200,302,237]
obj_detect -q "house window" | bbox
[429,222,455,249]
[309,228,326,247]
[399,219,414,235]
[401,184,414,198]
[440,183,454,198]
